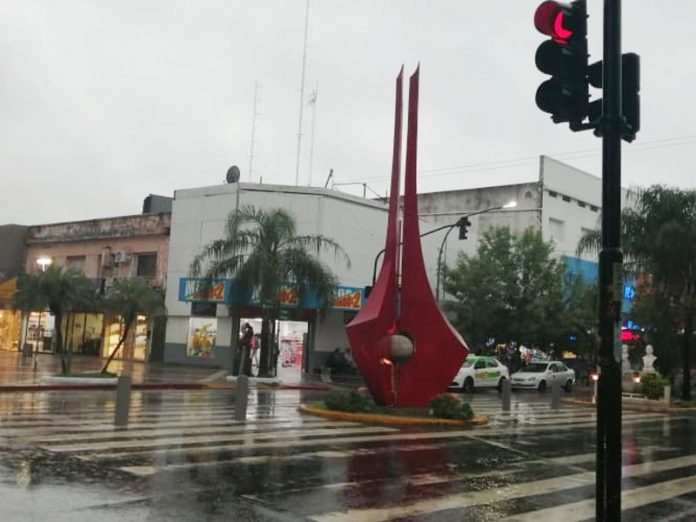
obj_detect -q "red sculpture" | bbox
[346,67,469,407]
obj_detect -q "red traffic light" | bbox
[534,1,573,43]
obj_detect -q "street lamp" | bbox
[36,257,52,272]
[435,201,517,300]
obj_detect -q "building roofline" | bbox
[174,182,388,210]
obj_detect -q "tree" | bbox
[190,205,350,377]
[444,227,596,354]
[14,265,97,375]
[100,278,165,374]
[578,186,696,399]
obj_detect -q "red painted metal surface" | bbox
[346,68,469,407]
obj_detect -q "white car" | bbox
[511,361,576,392]
[450,355,510,393]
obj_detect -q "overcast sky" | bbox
[1,1,695,225]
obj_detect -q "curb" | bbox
[298,403,489,427]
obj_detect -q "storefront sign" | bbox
[178,278,232,303]
[331,286,364,310]
[177,278,364,311]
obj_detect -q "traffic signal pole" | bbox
[596,0,623,519]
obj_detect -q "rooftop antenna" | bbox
[324,168,334,188]
[248,81,260,182]
[294,0,311,186]
[307,83,318,186]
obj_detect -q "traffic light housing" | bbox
[587,53,641,142]
[534,1,589,127]
[458,217,471,240]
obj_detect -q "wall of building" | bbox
[164,182,390,370]
[25,213,171,287]
[0,225,28,281]
[540,155,632,263]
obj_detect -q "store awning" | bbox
[0,277,17,307]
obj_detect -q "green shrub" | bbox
[429,393,473,420]
[640,373,669,400]
[324,391,374,413]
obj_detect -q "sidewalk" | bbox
[0,351,346,392]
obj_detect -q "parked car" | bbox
[450,355,510,393]
[510,360,576,392]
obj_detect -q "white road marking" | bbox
[309,453,696,522]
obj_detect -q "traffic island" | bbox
[299,403,489,428]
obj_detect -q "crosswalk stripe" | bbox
[502,474,696,521]
[104,416,669,473]
[15,419,360,442]
[307,453,696,522]
[43,425,400,453]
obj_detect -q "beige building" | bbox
[21,210,171,362]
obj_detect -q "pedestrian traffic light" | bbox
[534,1,589,127]
[458,217,471,240]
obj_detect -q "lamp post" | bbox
[371,201,517,294]
[435,201,517,301]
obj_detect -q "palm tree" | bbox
[100,278,166,374]
[14,265,98,375]
[190,205,350,377]
[577,186,696,399]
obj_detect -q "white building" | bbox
[163,183,390,375]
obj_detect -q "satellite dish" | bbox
[226,165,241,184]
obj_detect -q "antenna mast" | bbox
[248,81,260,182]
[294,0,310,186]
[307,83,318,186]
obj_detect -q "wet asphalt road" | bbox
[0,388,695,521]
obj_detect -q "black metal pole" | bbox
[596,0,623,519]
[436,225,457,301]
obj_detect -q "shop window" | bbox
[187,302,217,358]
[66,256,86,274]
[187,317,217,358]
[191,302,217,317]
[136,253,157,278]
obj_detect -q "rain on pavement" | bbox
[1,388,696,521]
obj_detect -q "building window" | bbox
[66,256,86,274]
[578,201,586,208]
[136,253,157,278]
[548,191,558,198]
[549,218,565,242]
[590,205,599,212]
[562,195,571,202]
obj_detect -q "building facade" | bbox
[21,211,171,361]
[163,182,391,374]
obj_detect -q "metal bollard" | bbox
[502,379,511,412]
[551,378,561,410]
[235,374,249,421]
[664,384,671,405]
[114,375,132,427]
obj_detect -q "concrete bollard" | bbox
[502,379,511,412]
[664,385,671,405]
[114,375,132,427]
[551,378,561,410]
[235,374,249,421]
